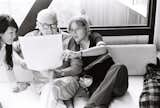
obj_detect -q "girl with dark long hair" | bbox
[0,14,29,92]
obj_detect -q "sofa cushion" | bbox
[106,44,157,75]
[103,35,148,45]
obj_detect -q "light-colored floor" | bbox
[0,76,143,108]
[110,76,143,108]
[0,83,41,108]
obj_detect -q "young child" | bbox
[0,14,29,92]
[40,74,93,108]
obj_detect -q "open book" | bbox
[19,34,63,71]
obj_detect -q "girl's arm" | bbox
[12,50,26,68]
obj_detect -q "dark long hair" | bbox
[0,14,18,69]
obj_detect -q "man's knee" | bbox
[113,64,128,77]
[113,64,128,97]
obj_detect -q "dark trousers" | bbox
[86,57,115,95]
[87,64,128,108]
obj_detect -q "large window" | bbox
[48,0,156,44]
[49,0,149,27]
[1,0,155,44]
[0,0,36,26]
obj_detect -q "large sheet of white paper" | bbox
[19,34,63,71]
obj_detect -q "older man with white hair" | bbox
[20,8,84,108]
[25,8,69,46]
[26,8,58,36]
[23,8,82,85]
[13,8,82,97]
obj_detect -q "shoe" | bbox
[12,82,30,93]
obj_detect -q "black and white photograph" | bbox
[0,0,159,108]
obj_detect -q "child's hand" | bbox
[20,62,28,69]
[54,69,64,78]
[79,75,93,88]
[20,62,36,73]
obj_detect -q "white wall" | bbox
[154,0,160,50]
[0,0,36,27]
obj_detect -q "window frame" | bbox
[92,0,157,44]
[18,0,156,44]
[61,0,157,44]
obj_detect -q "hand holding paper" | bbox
[19,34,63,71]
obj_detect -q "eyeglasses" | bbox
[69,27,84,34]
[38,22,57,29]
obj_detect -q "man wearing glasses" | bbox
[21,8,84,108]
[14,8,82,95]
[27,8,59,36]
[25,8,70,49]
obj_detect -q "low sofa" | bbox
[0,44,157,108]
